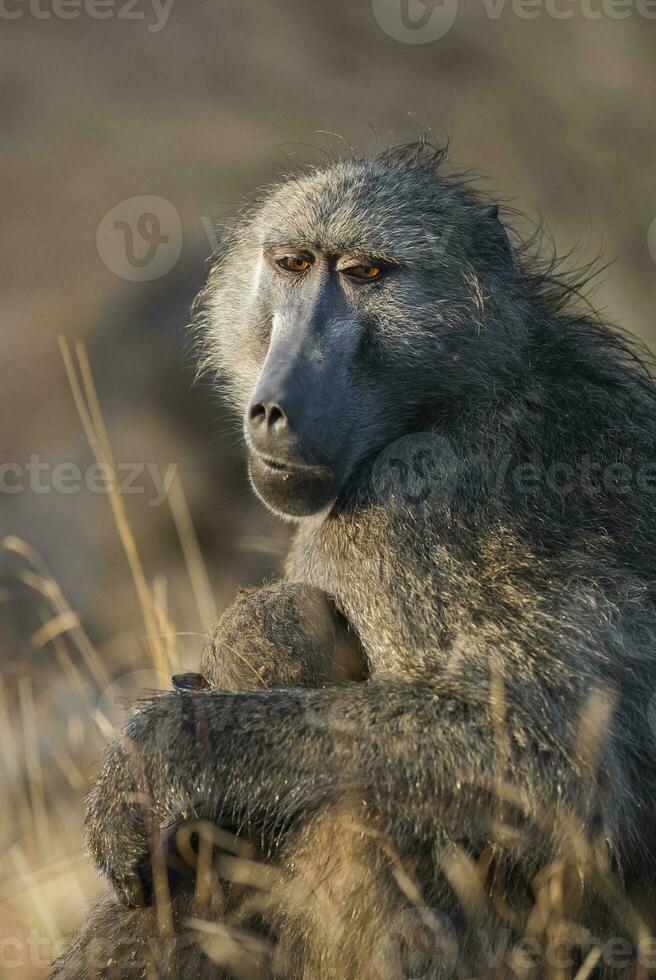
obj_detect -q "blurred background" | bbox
[1,1,655,975]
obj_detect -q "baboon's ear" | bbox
[473,204,514,276]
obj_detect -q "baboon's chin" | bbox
[248,454,338,518]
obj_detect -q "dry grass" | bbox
[0,341,213,977]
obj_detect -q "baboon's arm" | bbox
[85,673,620,906]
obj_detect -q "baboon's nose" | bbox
[247,399,292,450]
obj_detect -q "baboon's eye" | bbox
[276,255,312,274]
[340,263,383,282]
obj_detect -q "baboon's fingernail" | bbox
[171,672,211,692]
[118,875,148,908]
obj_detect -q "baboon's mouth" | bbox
[257,453,330,478]
[248,452,338,517]
[259,455,293,473]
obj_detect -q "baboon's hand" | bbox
[84,689,284,905]
[84,698,196,906]
[83,683,335,904]
[85,710,150,904]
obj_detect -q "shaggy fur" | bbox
[53,144,656,978]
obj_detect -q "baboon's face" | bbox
[242,244,399,517]
[206,158,512,518]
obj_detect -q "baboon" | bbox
[53,144,656,978]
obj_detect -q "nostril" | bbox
[249,401,289,432]
[249,402,267,425]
